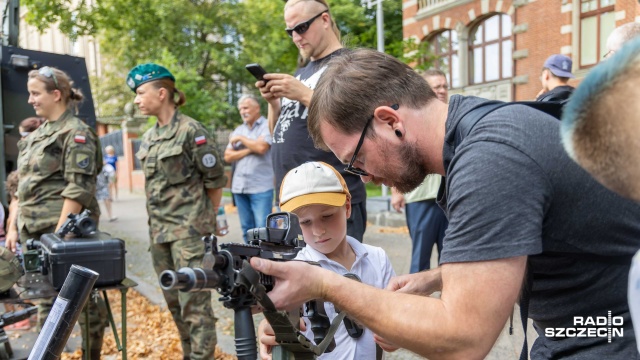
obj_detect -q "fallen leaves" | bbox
[62,289,236,360]
[376,226,409,234]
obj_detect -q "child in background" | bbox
[258,161,395,359]
[18,117,44,139]
[96,162,117,222]
[104,145,118,201]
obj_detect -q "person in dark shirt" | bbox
[536,54,575,102]
[255,0,367,241]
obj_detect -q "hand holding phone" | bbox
[246,63,268,83]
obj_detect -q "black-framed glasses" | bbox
[344,104,400,177]
[39,66,59,89]
[285,10,328,37]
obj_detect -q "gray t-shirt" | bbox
[438,95,640,359]
[227,116,274,194]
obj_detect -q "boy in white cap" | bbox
[258,161,395,359]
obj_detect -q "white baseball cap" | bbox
[279,161,351,212]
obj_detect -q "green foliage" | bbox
[340,0,404,60]
[398,38,437,72]
[365,182,383,198]
[22,0,412,129]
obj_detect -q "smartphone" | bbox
[246,63,268,83]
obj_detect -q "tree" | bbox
[22,0,418,129]
[228,0,410,93]
[24,0,244,128]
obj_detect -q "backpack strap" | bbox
[449,99,565,151]
[510,100,566,120]
[438,100,506,205]
[438,99,567,201]
[448,101,506,149]
[519,263,533,360]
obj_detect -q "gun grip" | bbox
[342,316,364,338]
[306,299,336,353]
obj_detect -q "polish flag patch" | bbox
[74,135,86,143]
[195,135,207,146]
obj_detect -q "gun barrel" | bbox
[159,267,222,292]
[1,306,37,327]
[28,265,99,359]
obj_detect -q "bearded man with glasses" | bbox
[256,0,367,242]
[250,49,640,359]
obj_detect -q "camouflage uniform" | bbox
[136,111,226,360]
[17,110,108,358]
[0,247,24,293]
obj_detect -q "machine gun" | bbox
[0,307,37,359]
[0,306,36,329]
[160,212,347,360]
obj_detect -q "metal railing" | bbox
[417,0,457,11]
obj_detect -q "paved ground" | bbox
[4,191,537,359]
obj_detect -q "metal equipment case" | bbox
[39,233,126,290]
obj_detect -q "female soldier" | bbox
[128,63,226,360]
[19,66,106,358]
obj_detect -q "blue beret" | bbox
[126,63,175,92]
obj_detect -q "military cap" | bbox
[126,63,175,92]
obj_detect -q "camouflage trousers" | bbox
[21,226,109,356]
[151,237,217,360]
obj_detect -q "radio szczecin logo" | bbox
[545,311,623,343]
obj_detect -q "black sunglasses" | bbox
[344,104,400,177]
[285,10,328,37]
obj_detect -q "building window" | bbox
[430,30,460,88]
[469,13,512,85]
[580,0,616,67]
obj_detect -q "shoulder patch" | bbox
[202,153,216,168]
[74,135,86,144]
[195,135,207,146]
[76,152,90,169]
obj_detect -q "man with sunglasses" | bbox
[256,0,367,242]
[251,49,640,359]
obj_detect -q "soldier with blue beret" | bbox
[126,63,175,92]
[129,63,226,360]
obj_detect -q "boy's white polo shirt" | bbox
[294,236,396,359]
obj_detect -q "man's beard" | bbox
[380,139,429,193]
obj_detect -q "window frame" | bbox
[578,0,616,68]
[429,29,459,89]
[468,13,513,85]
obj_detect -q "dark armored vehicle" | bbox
[1,0,97,205]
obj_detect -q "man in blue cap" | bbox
[536,54,575,102]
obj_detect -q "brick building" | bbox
[403,0,640,101]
